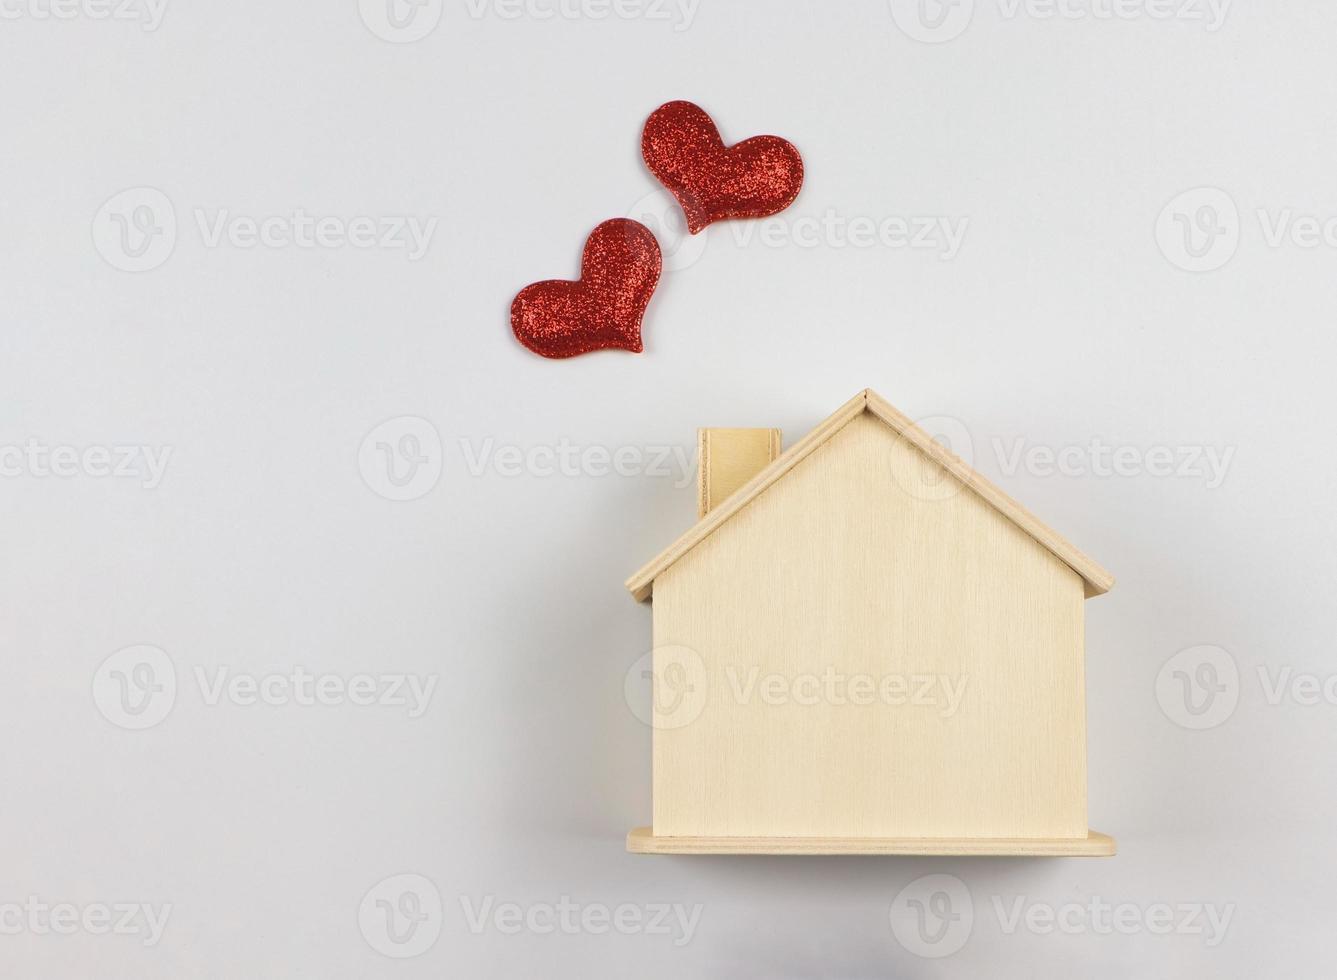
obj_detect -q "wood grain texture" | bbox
[698,428,782,517]
[627,827,1116,856]
[626,389,1113,601]
[651,413,1089,840]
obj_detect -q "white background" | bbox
[2,0,1335,975]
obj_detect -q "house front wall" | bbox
[651,412,1088,839]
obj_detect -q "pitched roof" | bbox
[626,389,1115,602]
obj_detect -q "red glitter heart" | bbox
[511,219,662,359]
[642,100,805,235]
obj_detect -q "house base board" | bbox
[626,827,1116,857]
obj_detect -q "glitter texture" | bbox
[642,100,804,234]
[511,218,662,359]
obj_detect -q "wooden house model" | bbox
[625,389,1115,856]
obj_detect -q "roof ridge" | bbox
[625,389,1114,602]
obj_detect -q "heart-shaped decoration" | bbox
[511,219,662,359]
[642,100,804,235]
